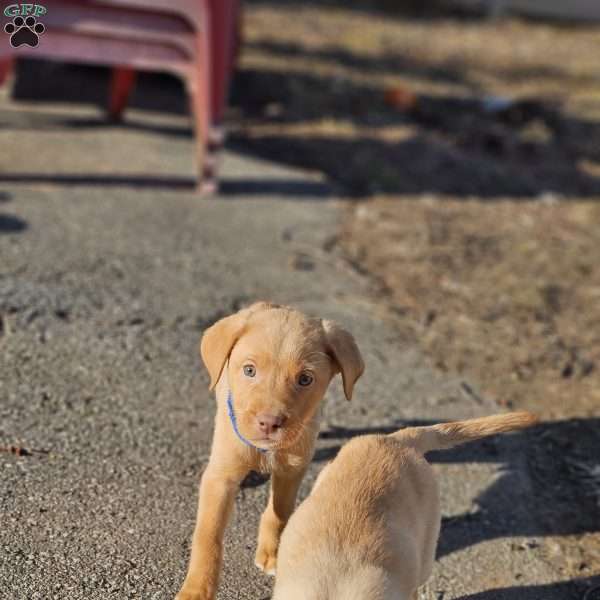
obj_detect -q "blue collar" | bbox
[226,390,268,453]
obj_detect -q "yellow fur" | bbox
[273,412,537,600]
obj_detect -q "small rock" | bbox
[289,252,315,271]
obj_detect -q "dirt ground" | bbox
[342,199,600,419]
[236,0,600,584]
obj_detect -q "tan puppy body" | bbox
[274,437,438,600]
[273,412,537,600]
[176,303,364,600]
[275,558,407,600]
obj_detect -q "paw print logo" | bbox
[4,15,45,48]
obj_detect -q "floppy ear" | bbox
[322,320,365,401]
[200,302,274,390]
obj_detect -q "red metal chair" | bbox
[0,0,241,192]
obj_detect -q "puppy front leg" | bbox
[255,468,305,575]
[176,464,243,600]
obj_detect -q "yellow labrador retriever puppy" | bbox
[273,411,537,600]
[176,302,364,600]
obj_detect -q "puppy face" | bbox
[201,303,364,451]
[227,310,334,449]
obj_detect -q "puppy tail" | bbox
[390,411,538,454]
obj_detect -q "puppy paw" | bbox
[175,581,216,600]
[174,592,206,600]
[255,544,277,576]
[174,592,210,600]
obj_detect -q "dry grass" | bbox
[342,198,600,418]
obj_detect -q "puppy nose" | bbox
[256,413,286,435]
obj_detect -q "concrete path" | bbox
[0,92,571,599]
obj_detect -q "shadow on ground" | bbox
[455,575,600,600]
[0,172,331,198]
[0,214,27,233]
[8,53,600,198]
[3,61,333,198]
[11,60,189,116]
[228,66,600,198]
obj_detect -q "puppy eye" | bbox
[243,364,256,377]
[298,373,313,387]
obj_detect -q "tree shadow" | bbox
[315,417,600,558]
[454,575,600,600]
[0,173,332,198]
[228,64,600,197]
[0,214,27,234]
[8,40,600,199]
[229,128,600,198]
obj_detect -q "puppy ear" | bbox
[200,302,273,390]
[322,320,364,401]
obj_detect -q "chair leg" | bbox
[189,25,215,195]
[209,0,239,125]
[108,67,136,121]
[230,1,243,75]
[0,58,14,86]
